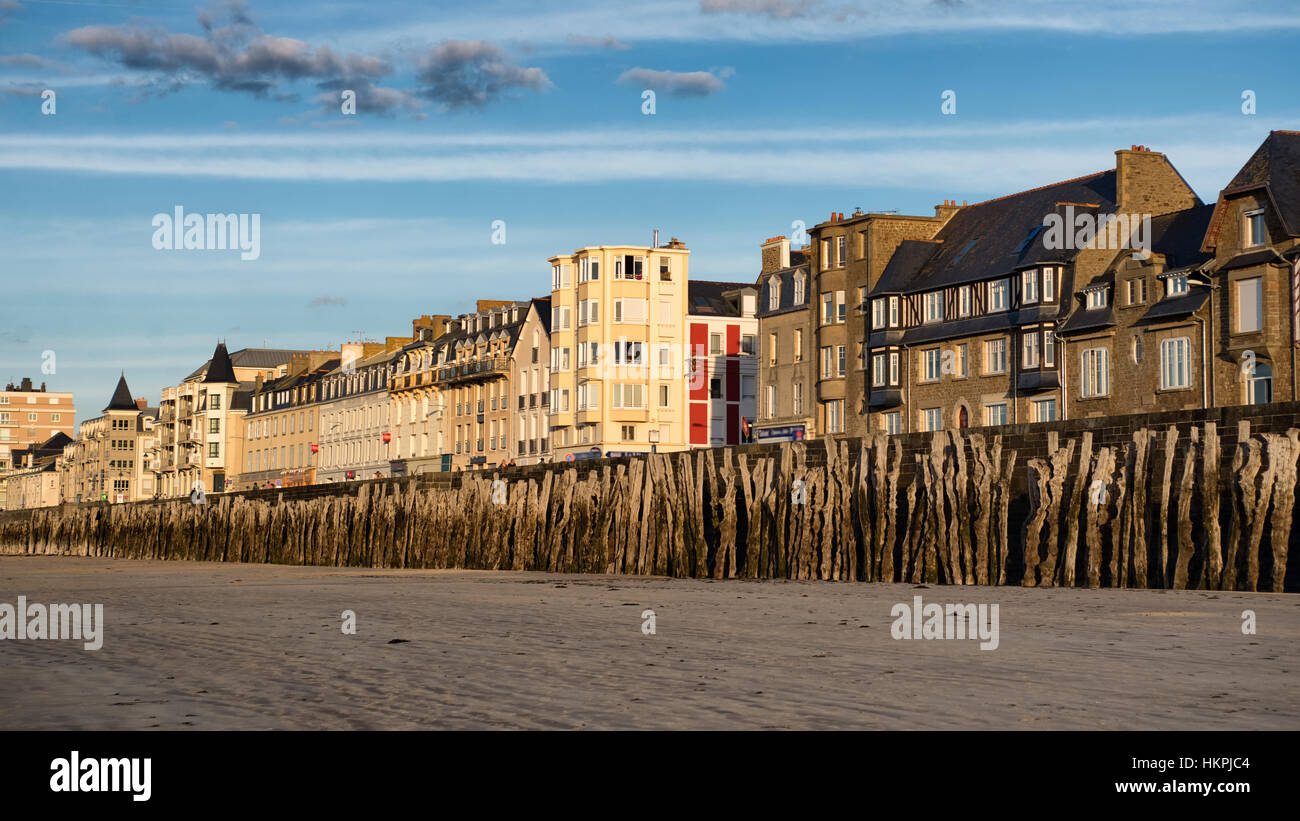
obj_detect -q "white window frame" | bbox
[923,291,944,324]
[1080,347,1110,398]
[1022,269,1038,304]
[1234,277,1263,333]
[988,279,1009,312]
[1245,208,1266,248]
[1160,337,1191,390]
[958,285,972,317]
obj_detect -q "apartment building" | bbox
[316,338,409,484]
[753,237,815,442]
[389,299,549,473]
[0,378,74,508]
[805,208,952,437]
[547,239,691,460]
[686,281,759,447]
[1,432,70,510]
[59,375,157,503]
[863,146,1200,434]
[239,350,339,489]
[151,344,310,496]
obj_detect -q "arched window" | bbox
[1248,361,1273,405]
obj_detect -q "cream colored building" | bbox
[150,343,309,496]
[59,375,157,504]
[0,378,74,508]
[316,339,406,483]
[238,351,339,490]
[547,239,692,461]
[389,299,551,473]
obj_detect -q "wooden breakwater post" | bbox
[0,424,1296,591]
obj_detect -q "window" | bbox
[1131,334,1144,364]
[659,384,670,408]
[551,347,571,371]
[552,263,571,289]
[985,403,1008,426]
[1080,348,1109,397]
[836,236,846,267]
[552,305,571,330]
[741,334,756,355]
[612,384,645,409]
[1160,338,1191,389]
[872,298,887,329]
[208,442,220,458]
[52,413,60,422]
[792,382,803,415]
[577,383,600,410]
[1085,288,1107,309]
[826,399,844,433]
[872,353,886,386]
[766,385,777,418]
[709,378,722,399]
[1245,209,1266,247]
[820,238,831,270]
[741,375,755,400]
[768,278,781,310]
[578,299,599,326]
[709,333,722,355]
[768,333,778,365]
[888,296,899,327]
[1043,329,1055,367]
[820,346,834,379]
[1165,275,1189,297]
[1023,331,1040,368]
[621,425,636,441]
[1022,270,1038,304]
[988,279,1009,312]
[1235,277,1263,333]
[954,343,968,378]
[209,418,220,434]
[889,352,899,385]
[921,407,942,432]
[1043,268,1056,302]
[836,345,846,377]
[793,273,805,305]
[614,341,643,365]
[836,290,846,323]
[209,394,222,410]
[1127,278,1146,305]
[658,256,669,280]
[923,292,943,324]
[793,329,802,362]
[549,388,570,412]
[985,338,1008,374]
[27,413,36,422]
[958,285,972,318]
[614,298,647,324]
[922,348,941,382]
[1247,362,1273,405]
[1032,398,1057,423]
[821,293,834,325]
[884,411,901,435]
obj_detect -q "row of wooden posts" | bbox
[0,422,1294,591]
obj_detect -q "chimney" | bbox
[653,229,659,249]
[666,237,685,249]
[19,377,32,392]
[1115,144,1196,215]
[934,199,961,224]
[760,235,791,274]
[135,398,148,410]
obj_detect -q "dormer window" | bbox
[872,298,887,329]
[768,278,781,310]
[1043,268,1056,302]
[958,285,972,317]
[1165,275,1189,297]
[923,291,944,324]
[793,272,805,305]
[988,278,1009,312]
[1245,209,1266,247]
[1022,269,1038,304]
[888,296,899,327]
[1085,288,1108,309]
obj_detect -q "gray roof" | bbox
[185,348,311,381]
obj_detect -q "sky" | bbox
[0,0,1297,426]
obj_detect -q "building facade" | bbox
[59,375,157,503]
[0,378,74,508]
[239,351,339,489]
[547,240,692,460]
[686,281,759,447]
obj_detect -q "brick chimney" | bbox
[135,398,149,410]
[412,313,451,340]
[761,236,791,274]
[934,199,961,225]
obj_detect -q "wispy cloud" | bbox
[414,40,550,110]
[617,67,727,96]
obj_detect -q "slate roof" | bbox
[202,342,238,383]
[757,264,811,318]
[1147,204,1214,271]
[1138,290,1211,323]
[1217,247,1287,272]
[185,348,310,381]
[688,280,756,317]
[531,296,552,334]
[872,170,1120,295]
[1211,130,1300,239]
[103,373,136,411]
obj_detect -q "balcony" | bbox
[434,357,510,386]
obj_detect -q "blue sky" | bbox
[1,0,1298,425]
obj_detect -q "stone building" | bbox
[315,339,410,484]
[1,432,71,510]
[753,237,815,442]
[864,145,1200,434]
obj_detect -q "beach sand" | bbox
[0,555,1295,730]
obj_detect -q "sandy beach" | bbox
[0,555,1295,730]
